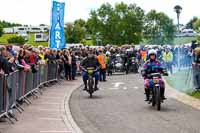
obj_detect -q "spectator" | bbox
[192,47,200,90]
[63,50,72,80]
[97,50,107,81]
[71,51,77,80]
[162,48,173,74]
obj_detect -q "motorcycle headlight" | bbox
[87,70,94,74]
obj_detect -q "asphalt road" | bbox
[70,74,200,133]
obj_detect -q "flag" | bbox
[49,1,66,49]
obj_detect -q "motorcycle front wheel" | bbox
[156,86,161,111]
[88,77,94,98]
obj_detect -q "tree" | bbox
[0,25,3,37]
[0,20,21,28]
[144,10,176,45]
[65,20,86,43]
[86,2,145,45]
[193,19,200,32]
[186,17,198,29]
[7,36,26,45]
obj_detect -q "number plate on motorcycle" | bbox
[153,79,159,84]
[88,70,93,74]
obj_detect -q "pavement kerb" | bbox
[60,82,84,133]
[165,79,200,110]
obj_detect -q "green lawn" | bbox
[0,33,48,47]
[0,34,197,47]
[142,36,197,45]
[173,36,197,45]
[188,91,200,99]
[27,34,48,47]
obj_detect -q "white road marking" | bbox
[39,118,62,121]
[41,97,62,99]
[134,87,139,90]
[40,102,60,105]
[112,82,125,88]
[109,87,120,90]
[123,87,128,90]
[37,109,60,112]
[40,131,72,133]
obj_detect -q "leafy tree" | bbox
[7,36,26,44]
[144,10,176,45]
[65,20,86,43]
[193,19,200,32]
[0,20,21,28]
[86,2,145,45]
[0,25,3,37]
[186,17,198,29]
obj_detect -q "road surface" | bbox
[70,74,200,133]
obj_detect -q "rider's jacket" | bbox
[81,55,100,69]
[143,60,163,77]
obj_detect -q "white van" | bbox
[13,27,28,33]
[3,28,14,34]
[35,33,48,42]
[29,27,43,33]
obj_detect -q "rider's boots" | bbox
[83,80,87,91]
[95,80,99,91]
[145,89,150,101]
[161,88,166,100]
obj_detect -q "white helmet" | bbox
[148,49,157,57]
[106,51,111,55]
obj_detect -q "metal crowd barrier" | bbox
[0,62,59,124]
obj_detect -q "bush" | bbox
[7,36,26,45]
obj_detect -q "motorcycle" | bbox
[113,54,127,74]
[130,57,139,73]
[143,71,168,111]
[86,67,97,98]
[141,69,168,111]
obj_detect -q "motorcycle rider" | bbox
[124,49,132,74]
[81,49,101,91]
[142,49,167,101]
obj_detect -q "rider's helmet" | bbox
[148,49,157,60]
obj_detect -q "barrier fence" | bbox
[0,62,59,124]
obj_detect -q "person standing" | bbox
[63,50,72,80]
[192,47,200,90]
[97,50,107,81]
[162,48,173,74]
[71,51,77,80]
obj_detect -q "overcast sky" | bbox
[0,0,199,25]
